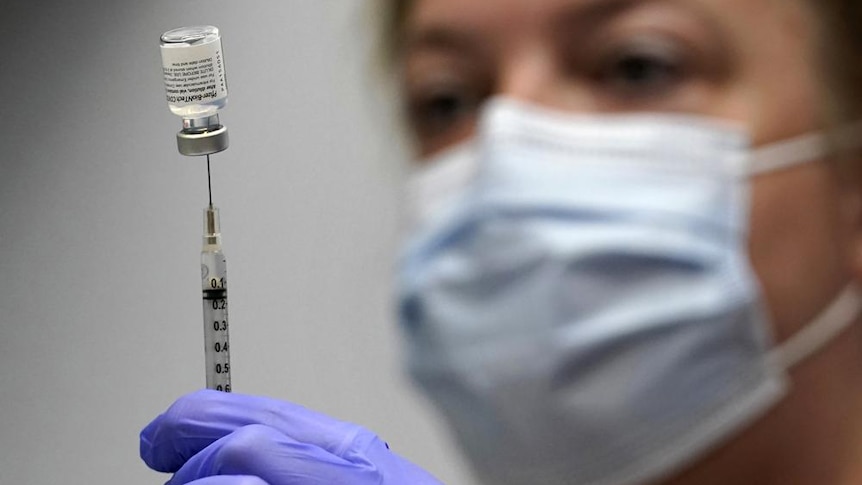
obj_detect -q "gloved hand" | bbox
[140,390,443,485]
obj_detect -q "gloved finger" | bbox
[142,390,372,473]
[186,476,269,485]
[167,424,382,485]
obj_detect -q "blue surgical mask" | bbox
[397,98,862,485]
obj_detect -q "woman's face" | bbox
[400,0,860,350]
[399,0,862,479]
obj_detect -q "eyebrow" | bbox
[563,0,656,24]
[402,0,663,57]
[402,24,484,59]
[554,0,710,36]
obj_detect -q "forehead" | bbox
[404,0,796,34]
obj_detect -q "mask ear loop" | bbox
[749,132,829,175]
[753,126,862,369]
[768,284,862,370]
[752,125,862,368]
[749,122,862,176]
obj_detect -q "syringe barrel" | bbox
[201,206,231,392]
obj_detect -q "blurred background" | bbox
[0,1,477,483]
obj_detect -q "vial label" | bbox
[161,38,228,108]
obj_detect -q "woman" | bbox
[140,0,862,483]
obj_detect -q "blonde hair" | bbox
[377,0,413,68]
[809,0,862,123]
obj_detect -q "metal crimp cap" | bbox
[177,115,230,156]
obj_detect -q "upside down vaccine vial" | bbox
[160,25,229,156]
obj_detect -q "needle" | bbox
[207,154,213,206]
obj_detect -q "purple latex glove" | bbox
[141,390,443,485]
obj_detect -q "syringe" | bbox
[159,25,233,392]
[200,155,231,392]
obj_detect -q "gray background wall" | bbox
[0,1,476,483]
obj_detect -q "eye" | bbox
[407,83,480,141]
[595,40,686,99]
